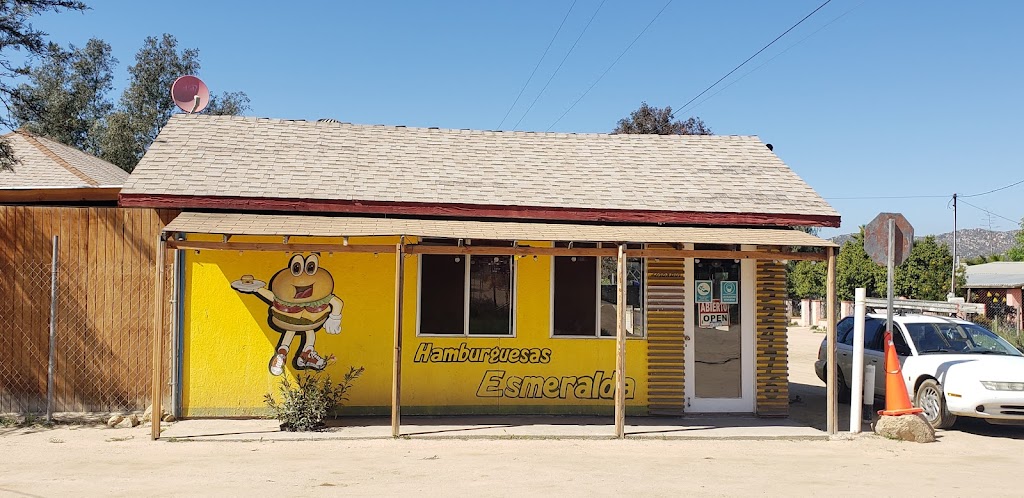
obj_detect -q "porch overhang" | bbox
[160,212,836,260]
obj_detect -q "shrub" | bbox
[264,366,364,431]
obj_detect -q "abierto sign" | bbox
[698,300,730,329]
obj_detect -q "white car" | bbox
[815,313,1024,428]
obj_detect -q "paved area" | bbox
[160,415,826,441]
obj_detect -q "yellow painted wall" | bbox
[182,236,648,417]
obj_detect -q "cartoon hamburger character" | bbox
[232,253,343,376]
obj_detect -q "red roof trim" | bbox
[118,193,841,228]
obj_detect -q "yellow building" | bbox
[121,115,839,427]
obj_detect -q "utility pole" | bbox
[950,193,957,299]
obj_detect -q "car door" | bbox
[835,317,856,384]
[863,320,887,397]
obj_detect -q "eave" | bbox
[118,193,841,228]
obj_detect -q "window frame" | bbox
[415,253,517,338]
[549,248,647,339]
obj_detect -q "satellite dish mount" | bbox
[171,75,210,114]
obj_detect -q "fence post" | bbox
[47,235,59,423]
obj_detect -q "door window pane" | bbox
[693,259,741,398]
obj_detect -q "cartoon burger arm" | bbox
[324,295,343,334]
[252,287,276,305]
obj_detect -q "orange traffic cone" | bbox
[878,331,923,416]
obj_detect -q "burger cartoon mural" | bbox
[231,253,344,376]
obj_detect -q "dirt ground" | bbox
[2,326,1023,496]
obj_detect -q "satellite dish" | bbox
[171,75,209,114]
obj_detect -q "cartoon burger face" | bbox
[268,254,335,331]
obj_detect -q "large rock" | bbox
[143,404,170,423]
[106,414,124,428]
[874,414,936,443]
[115,414,140,429]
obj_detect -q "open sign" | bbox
[698,300,731,329]
[699,312,730,328]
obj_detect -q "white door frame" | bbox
[684,250,756,412]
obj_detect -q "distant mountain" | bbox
[830,228,1018,259]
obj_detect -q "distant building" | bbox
[964,262,1024,331]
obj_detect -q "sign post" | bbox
[864,213,923,421]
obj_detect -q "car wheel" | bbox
[915,379,956,429]
[836,370,852,404]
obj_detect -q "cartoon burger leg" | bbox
[269,330,297,376]
[295,330,328,370]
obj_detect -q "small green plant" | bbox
[264,366,364,432]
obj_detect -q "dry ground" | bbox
[1,326,1022,497]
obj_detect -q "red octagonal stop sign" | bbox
[864,213,914,266]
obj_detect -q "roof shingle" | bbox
[0,131,128,189]
[123,114,838,220]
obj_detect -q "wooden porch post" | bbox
[615,244,627,439]
[392,238,406,438]
[826,246,838,435]
[151,233,167,440]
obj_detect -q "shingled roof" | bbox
[0,131,128,189]
[121,114,839,227]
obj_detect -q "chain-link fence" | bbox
[971,289,1023,351]
[1,237,173,418]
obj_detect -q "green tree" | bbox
[0,0,87,170]
[787,260,826,299]
[894,235,963,301]
[11,38,115,154]
[98,34,249,171]
[835,229,886,301]
[1007,218,1024,261]
[613,102,711,135]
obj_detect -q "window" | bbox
[418,253,514,336]
[864,320,886,351]
[892,326,912,356]
[552,255,597,336]
[552,245,644,338]
[837,317,855,345]
[839,318,885,350]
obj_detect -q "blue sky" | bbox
[26,1,1024,237]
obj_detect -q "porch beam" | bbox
[151,233,167,440]
[164,238,828,261]
[826,246,838,435]
[392,238,406,438]
[408,245,826,261]
[615,243,627,439]
[165,239,397,254]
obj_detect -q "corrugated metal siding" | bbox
[755,260,789,417]
[645,258,686,415]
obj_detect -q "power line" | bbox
[959,199,1021,225]
[511,0,607,131]
[545,0,674,131]
[670,0,832,114]
[961,178,1024,198]
[678,0,867,116]
[496,0,578,131]
[823,195,950,200]
[826,175,1024,202]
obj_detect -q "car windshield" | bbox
[904,322,1023,356]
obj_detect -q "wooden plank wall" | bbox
[755,259,789,417]
[0,206,177,414]
[645,258,686,415]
